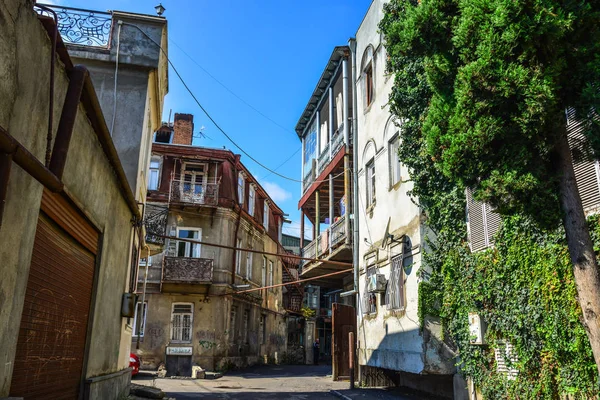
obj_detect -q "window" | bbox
[365,64,374,106]
[246,249,253,279]
[243,310,249,344]
[389,135,401,187]
[229,306,237,343]
[268,260,274,288]
[263,201,269,230]
[262,256,267,286]
[248,185,256,216]
[132,302,147,337]
[237,172,245,204]
[182,163,206,199]
[171,303,193,342]
[362,267,377,315]
[386,254,405,310]
[149,158,161,190]
[154,129,172,144]
[259,314,266,345]
[366,159,376,206]
[177,228,201,258]
[305,285,319,309]
[236,238,242,275]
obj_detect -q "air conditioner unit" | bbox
[367,274,387,293]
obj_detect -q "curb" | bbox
[329,390,353,400]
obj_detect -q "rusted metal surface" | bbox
[332,303,356,381]
[0,126,63,193]
[144,205,168,245]
[40,188,99,254]
[49,65,89,179]
[163,256,214,283]
[0,152,12,227]
[10,213,95,399]
[170,180,219,206]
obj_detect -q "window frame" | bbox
[385,253,405,311]
[170,302,193,343]
[388,134,401,188]
[268,260,274,289]
[237,172,245,205]
[132,301,147,337]
[248,184,256,216]
[262,256,267,286]
[365,63,374,107]
[362,267,378,315]
[176,227,201,258]
[148,156,161,191]
[236,238,242,275]
[246,248,253,279]
[181,162,208,199]
[263,201,269,230]
[366,158,376,207]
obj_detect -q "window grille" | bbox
[386,254,404,310]
[171,303,193,342]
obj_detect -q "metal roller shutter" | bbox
[10,191,98,400]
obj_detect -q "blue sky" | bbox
[46,0,373,238]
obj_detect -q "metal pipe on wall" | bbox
[342,56,351,247]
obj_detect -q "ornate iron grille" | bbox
[36,5,112,48]
[163,256,213,283]
[144,207,168,246]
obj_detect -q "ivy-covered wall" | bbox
[420,213,600,399]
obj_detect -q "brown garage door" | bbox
[10,191,97,400]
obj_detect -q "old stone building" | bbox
[133,114,290,374]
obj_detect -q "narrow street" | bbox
[132,365,430,400]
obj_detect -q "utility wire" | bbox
[125,23,337,184]
[170,38,297,137]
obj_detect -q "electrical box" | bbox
[367,274,387,293]
[121,293,137,318]
[468,312,487,345]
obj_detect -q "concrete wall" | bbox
[68,11,167,204]
[354,0,455,388]
[0,2,138,398]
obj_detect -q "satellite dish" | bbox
[381,217,392,249]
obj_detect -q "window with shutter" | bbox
[386,254,404,310]
[567,109,600,213]
[171,303,193,342]
[466,188,501,252]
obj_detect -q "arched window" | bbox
[361,45,375,108]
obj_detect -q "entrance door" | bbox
[332,303,356,381]
[10,190,98,399]
[165,355,192,377]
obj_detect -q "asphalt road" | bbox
[134,364,348,399]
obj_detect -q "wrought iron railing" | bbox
[144,207,168,246]
[170,181,219,206]
[36,4,113,48]
[303,164,315,192]
[317,142,330,175]
[163,256,213,283]
[331,128,345,157]
[331,215,347,247]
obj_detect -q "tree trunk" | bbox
[555,126,600,375]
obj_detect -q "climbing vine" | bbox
[378,1,600,396]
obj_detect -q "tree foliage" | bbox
[379,0,600,396]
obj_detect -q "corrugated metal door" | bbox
[10,190,98,400]
[332,303,356,381]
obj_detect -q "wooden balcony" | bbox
[162,256,213,294]
[169,181,219,207]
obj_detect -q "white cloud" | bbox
[261,181,292,203]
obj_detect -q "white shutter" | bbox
[466,188,487,252]
[495,342,519,380]
[566,109,600,213]
[485,204,502,247]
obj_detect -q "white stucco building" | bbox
[352,1,458,397]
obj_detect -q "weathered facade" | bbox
[352,1,456,397]
[132,115,289,374]
[0,2,157,398]
[295,46,357,375]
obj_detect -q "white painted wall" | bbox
[354,0,453,376]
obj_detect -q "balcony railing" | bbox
[301,217,352,271]
[170,181,219,206]
[318,142,330,175]
[163,256,213,283]
[331,127,344,156]
[144,207,168,246]
[36,5,113,48]
[303,164,315,191]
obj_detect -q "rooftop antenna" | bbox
[167,109,172,125]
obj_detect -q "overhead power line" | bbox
[125,23,337,185]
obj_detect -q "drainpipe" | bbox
[341,38,359,299]
[342,53,351,248]
[231,163,243,285]
[136,246,150,350]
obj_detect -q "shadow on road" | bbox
[224,364,333,379]
[167,390,335,400]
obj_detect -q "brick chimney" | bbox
[172,113,194,145]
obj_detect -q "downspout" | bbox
[231,162,243,285]
[136,246,150,350]
[341,38,359,299]
[342,54,351,248]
